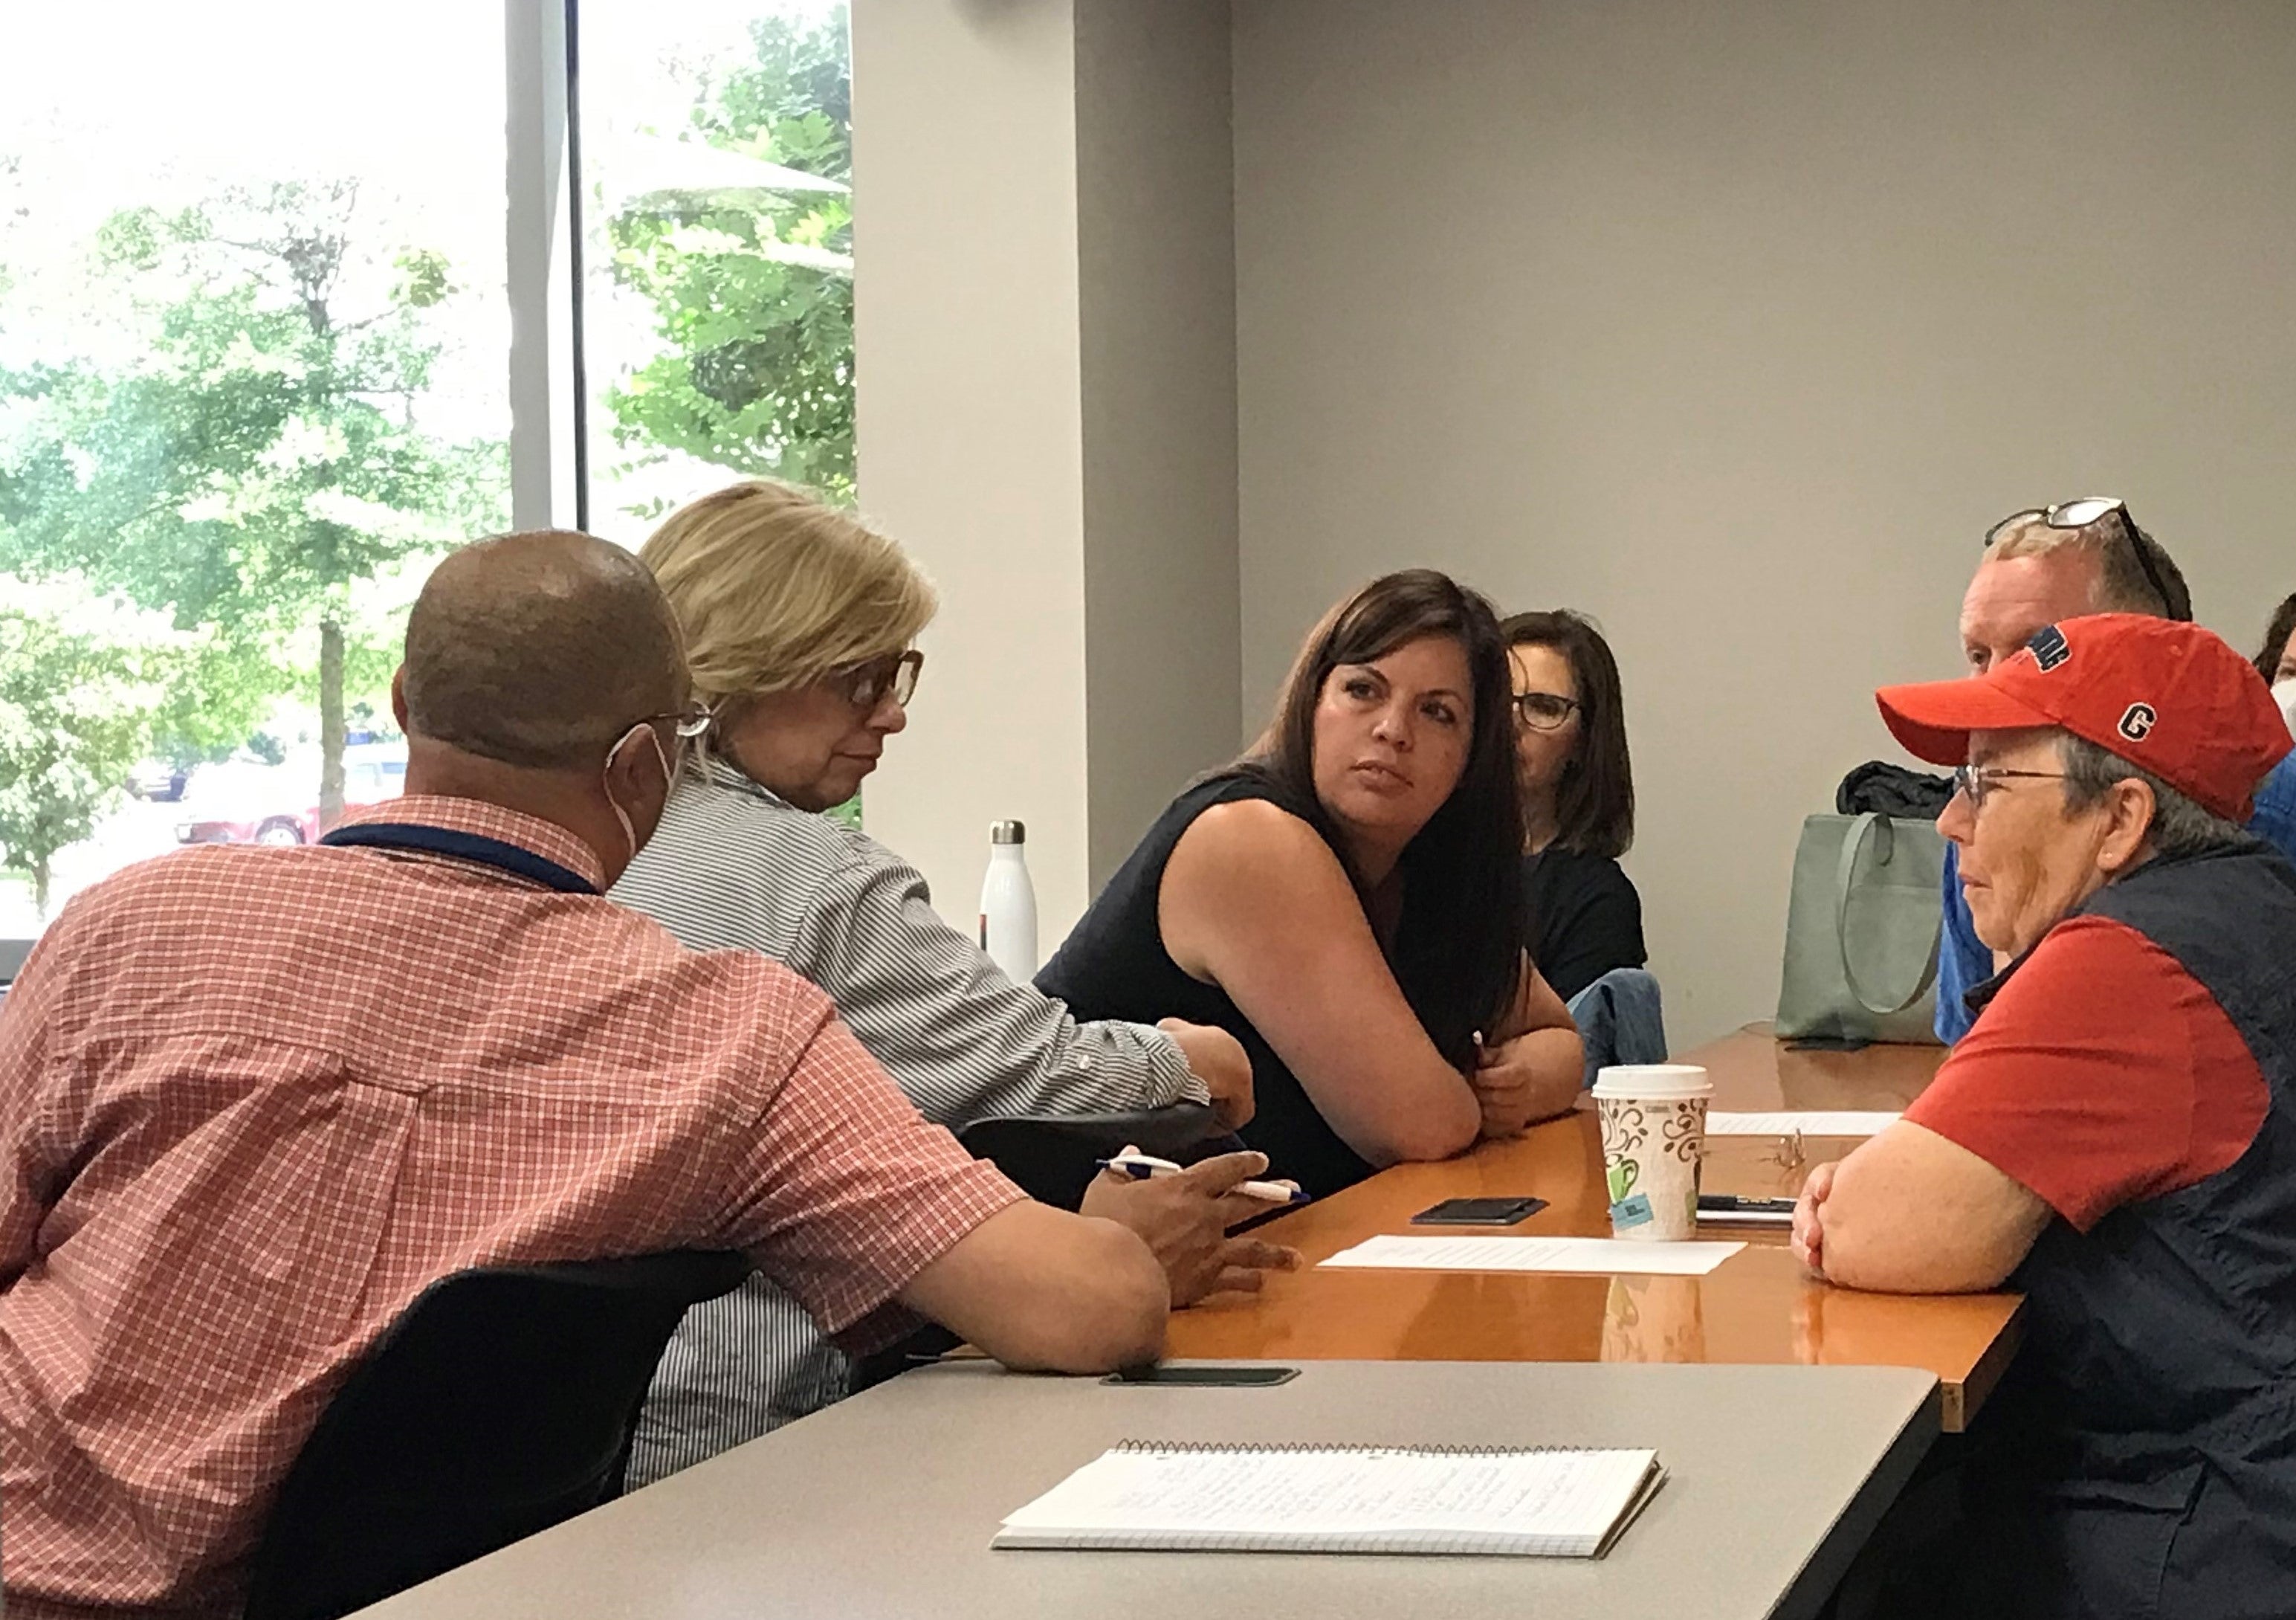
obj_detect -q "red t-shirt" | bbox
[1905,914,2268,1232]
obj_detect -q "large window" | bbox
[574,1,854,546]
[0,2,511,933]
[0,2,856,938]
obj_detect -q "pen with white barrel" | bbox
[1094,1152,1312,1206]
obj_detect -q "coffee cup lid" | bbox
[1591,1064,1713,1100]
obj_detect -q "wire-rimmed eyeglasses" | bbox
[1950,762,2068,811]
[632,704,714,742]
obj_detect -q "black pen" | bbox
[1696,1194,1797,1213]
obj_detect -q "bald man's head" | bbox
[402,530,689,769]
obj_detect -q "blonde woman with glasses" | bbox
[610,480,1287,1487]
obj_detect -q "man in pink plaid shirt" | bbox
[0,531,1168,1619]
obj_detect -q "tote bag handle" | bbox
[1833,813,1943,1017]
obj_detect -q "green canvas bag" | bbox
[1774,811,1946,1046]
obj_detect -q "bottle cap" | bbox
[991,819,1026,845]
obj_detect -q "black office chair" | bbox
[959,1102,1233,1210]
[243,1248,750,1620]
[847,1105,1234,1393]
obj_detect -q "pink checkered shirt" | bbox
[0,796,1022,1618]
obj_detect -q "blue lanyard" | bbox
[317,822,600,896]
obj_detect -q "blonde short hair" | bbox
[1985,512,2183,617]
[639,480,937,711]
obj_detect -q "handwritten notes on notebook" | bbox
[1706,1111,1901,1137]
[995,1442,1667,1557]
[1321,1235,1743,1277]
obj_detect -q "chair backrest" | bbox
[1566,966,1669,1085]
[957,1103,1229,1210]
[243,1249,749,1620]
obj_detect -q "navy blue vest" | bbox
[1969,844,2296,1618]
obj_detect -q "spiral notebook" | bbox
[993,1441,1666,1557]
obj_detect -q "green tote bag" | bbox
[1774,812,1947,1046]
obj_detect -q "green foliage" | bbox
[392,247,453,309]
[605,6,856,500]
[0,180,508,820]
[0,607,164,917]
[143,626,282,769]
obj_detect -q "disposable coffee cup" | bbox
[1592,1065,1713,1242]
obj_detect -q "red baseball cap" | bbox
[1875,613,2294,823]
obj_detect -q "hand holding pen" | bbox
[1082,1147,1304,1306]
[1095,1150,1309,1206]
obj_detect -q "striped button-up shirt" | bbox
[612,762,1200,1485]
[0,796,1021,1619]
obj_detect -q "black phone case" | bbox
[1105,1366,1301,1387]
[1409,1197,1547,1225]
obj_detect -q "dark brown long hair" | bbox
[1238,569,1527,1067]
[1498,608,1636,861]
[2256,592,2296,682]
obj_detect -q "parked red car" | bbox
[175,751,407,848]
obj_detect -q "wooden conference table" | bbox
[1167,1026,2022,1432]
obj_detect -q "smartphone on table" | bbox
[1408,1195,1548,1226]
[1106,1365,1301,1387]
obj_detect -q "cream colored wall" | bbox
[1232,0,2296,1044]
[851,0,1093,940]
[1076,0,1244,887]
[853,1,1241,949]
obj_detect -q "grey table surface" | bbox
[350,1358,1940,1620]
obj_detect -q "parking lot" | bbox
[1,749,405,942]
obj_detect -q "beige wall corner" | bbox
[854,0,1243,952]
[1076,0,1245,888]
[852,0,1093,943]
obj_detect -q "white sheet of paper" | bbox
[996,1443,1660,1552]
[1706,1110,1901,1137]
[1320,1234,1744,1277]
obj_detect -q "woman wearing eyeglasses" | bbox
[1038,569,1584,1199]
[1499,610,1645,1002]
[609,480,1285,1487]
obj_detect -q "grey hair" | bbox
[2057,734,2254,860]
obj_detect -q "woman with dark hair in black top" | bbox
[1498,610,1646,1003]
[1038,570,1583,1198]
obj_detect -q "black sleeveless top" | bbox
[1038,770,1440,1198]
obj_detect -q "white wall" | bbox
[853,0,1240,945]
[852,0,1093,938]
[1076,0,1244,886]
[1232,0,2296,1042]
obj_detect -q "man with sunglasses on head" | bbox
[1933,498,2296,1041]
[1794,614,2296,1619]
[0,531,1169,1619]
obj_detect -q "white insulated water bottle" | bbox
[978,820,1039,980]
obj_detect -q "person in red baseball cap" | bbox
[1788,613,2296,1619]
